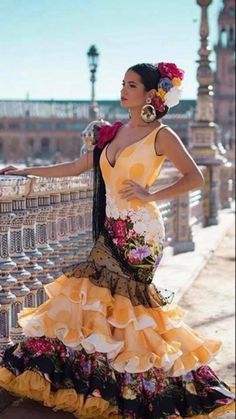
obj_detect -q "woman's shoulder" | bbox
[154,124,180,155]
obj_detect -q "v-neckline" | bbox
[104,125,162,169]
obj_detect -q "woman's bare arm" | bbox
[0,151,94,177]
[119,127,205,202]
[151,127,205,200]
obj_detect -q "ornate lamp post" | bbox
[87,45,99,120]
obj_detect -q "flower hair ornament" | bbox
[141,62,185,123]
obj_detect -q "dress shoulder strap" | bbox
[155,124,168,136]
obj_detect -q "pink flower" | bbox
[216,398,233,405]
[197,366,217,381]
[127,229,137,238]
[157,62,185,81]
[96,121,123,149]
[116,237,127,247]
[128,255,139,264]
[92,389,102,397]
[113,219,127,238]
[25,337,54,355]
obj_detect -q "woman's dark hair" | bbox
[128,63,169,119]
[92,144,106,242]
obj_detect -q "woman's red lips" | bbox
[121,97,127,101]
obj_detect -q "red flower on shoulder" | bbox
[96,121,123,149]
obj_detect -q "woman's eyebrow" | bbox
[123,80,138,84]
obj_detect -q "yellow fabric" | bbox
[0,368,118,418]
[100,125,166,214]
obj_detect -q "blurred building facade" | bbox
[0,99,195,164]
[213,0,235,154]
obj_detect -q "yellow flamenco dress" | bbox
[0,124,235,418]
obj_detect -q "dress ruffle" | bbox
[18,274,221,376]
[0,368,118,418]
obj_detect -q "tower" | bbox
[190,0,226,226]
[214,0,235,155]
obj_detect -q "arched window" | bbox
[229,27,234,44]
[28,138,34,148]
[41,137,50,155]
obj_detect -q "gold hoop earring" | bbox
[140,98,156,123]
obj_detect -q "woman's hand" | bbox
[119,180,153,202]
[0,166,29,176]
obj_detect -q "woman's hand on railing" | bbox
[0,166,30,176]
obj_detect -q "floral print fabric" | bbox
[1,337,234,418]
[105,187,165,283]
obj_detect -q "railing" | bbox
[0,162,234,350]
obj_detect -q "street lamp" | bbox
[87,45,99,119]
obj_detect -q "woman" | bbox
[0,63,234,418]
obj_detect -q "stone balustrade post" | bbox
[47,194,63,278]
[173,193,195,255]
[0,200,17,349]
[220,163,235,209]
[68,191,81,264]
[23,197,43,307]
[57,192,74,267]
[9,198,30,343]
[35,195,55,304]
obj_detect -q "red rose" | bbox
[157,62,185,81]
[113,219,127,238]
[97,121,123,149]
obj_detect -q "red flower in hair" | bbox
[152,96,166,112]
[97,121,123,149]
[157,62,184,81]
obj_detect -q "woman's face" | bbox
[120,70,148,109]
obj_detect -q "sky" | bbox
[0,0,223,101]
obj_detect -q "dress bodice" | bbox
[100,125,166,215]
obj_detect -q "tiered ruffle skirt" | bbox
[0,234,235,418]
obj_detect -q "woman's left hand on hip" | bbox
[119,180,152,202]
